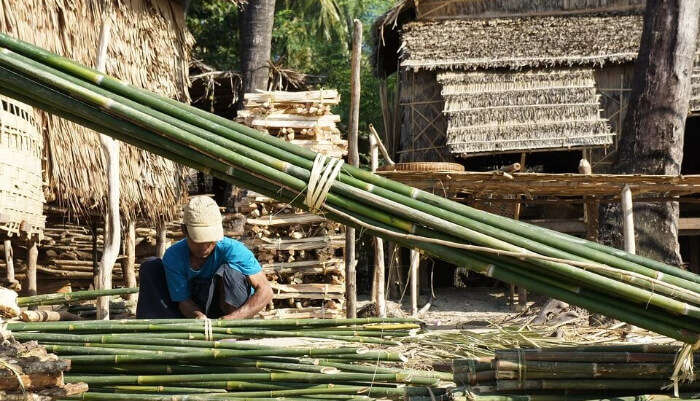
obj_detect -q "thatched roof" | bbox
[440,68,613,155]
[0,0,193,224]
[400,13,643,72]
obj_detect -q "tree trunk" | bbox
[239,0,276,95]
[601,0,699,265]
[96,17,120,321]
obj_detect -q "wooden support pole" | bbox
[369,124,395,166]
[515,153,527,310]
[27,236,38,298]
[579,158,599,242]
[3,239,16,289]
[410,249,419,316]
[622,184,636,254]
[123,220,137,301]
[155,223,168,259]
[95,16,119,320]
[345,19,362,319]
[387,242,401,300]
[369,132,386,317]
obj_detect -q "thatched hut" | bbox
[0,0,192,293]
[372,0,700,165]
[0,0,192,225]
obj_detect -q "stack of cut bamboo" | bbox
[237,90,348,158]
[0,336,87,400]
[236,90,347,319]
[452,345,699,396]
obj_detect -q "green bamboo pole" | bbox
[67,364,258,375]
[64,372,438,386]
[4,33,693,290]
[2,31,698,295]
[3,50,698,309]
[17,287,138,306]
[2,55,696,340]
[496,379,700,392]
[300,359,454,382]
[93,386,227,394]
[495,360,683,378]
[62,394,341,401]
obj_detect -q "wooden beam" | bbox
[369,132,387,317]
[345,19,362,319]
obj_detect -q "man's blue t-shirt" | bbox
[162,237,262,302]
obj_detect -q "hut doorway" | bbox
[680,114,700,274]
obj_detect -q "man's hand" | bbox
[178,299,207,319]
[220,272,273,320]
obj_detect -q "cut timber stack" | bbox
[0,335,87,400]
[236,90,347,319]
[237,90,348,158]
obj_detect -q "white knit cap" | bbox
[183,196,224,243]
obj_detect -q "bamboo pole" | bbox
[3,30,694,289]
[622,184,635,254]
[345,19,362,319]
[123,220,137,301]
[1,38,699,341]
[26,235,38,298]
[370,132,386,317]
[95,16,119,321]
[410,249,419,316]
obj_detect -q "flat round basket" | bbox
[377,162,465,172]
[0,95,45,237]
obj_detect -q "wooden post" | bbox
[410,249,419,316]
[514,153,527,310]
[27,236,38,298]
[579,158,599,241]
[155,223,168,258]
[387,242,402,300]
[95,16,120,320]
[369,133,386,317]
[345,19,362,319]
[3,239,15,288]
[123,220,137,300]
[622,184,635,254]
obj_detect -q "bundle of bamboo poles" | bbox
[5,318,453,401]
[451,345,699,396]
[0,33,698,346]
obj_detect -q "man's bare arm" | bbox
[178,299,207,319]
[220,272,273,320]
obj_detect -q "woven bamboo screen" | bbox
[0,95,45,237]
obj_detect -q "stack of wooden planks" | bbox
[0,336,87,400]
[236,89,348,319]
[236,90,348,158]
[236,191,346,319]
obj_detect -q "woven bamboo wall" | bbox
[0,95,45,237]
[398,70,452,162]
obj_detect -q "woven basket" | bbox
[0,95,45,237]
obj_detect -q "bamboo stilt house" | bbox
[372,0,700,162]
[0,0,193,225]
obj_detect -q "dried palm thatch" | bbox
[0,0,193,224]
[439,68,613,155]
[415,0,646,20]
[0,95,45,236]
[400,12,643,72]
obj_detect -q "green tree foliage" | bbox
[186,0,396,164]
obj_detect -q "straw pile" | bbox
[0,0,191,223]
[0,34,698,348]
[0,334,87,401]
[438,68,613,155]
[237,90,348,158]
[451,345,699,397]
[399,13,643,71]
[6,318,451,401]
